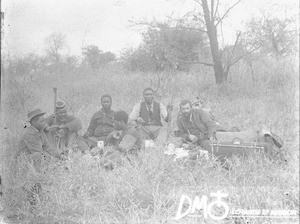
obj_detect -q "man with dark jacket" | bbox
[17,109,63,162]
[177,99,217,150]
[44,100,88,152]
[83,94,115,147]
[16,109,65,206]
[129,87,172,141]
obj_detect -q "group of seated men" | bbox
[16,87,217,164]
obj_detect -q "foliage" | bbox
[142,21,208,71]
[82,45,116,70]
[245,16,297,58]
[44,32,66,65]
[122,20,208,72]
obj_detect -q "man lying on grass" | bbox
[177,99,217,151]
[99,111,143,169]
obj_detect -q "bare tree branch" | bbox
[213,0,220,19]
[178,25,207,33]
[169,57,214,66]
[194,0,203,7]
[227,45,261,69]
[215,0,243,27]
[227,31,242,66]
[211,0,214,22]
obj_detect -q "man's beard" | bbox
[183,112,190,117]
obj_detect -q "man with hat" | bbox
[129,87,173,142]
[44,100,88,152]
[83,94,115,148]
[16,108,64,207]
[17,108,63,160]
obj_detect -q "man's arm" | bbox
[197,109,217,139]
[177,118,189,141]
[43,114,55,132]
[65,116,82,132]
[159,103,170,123]
[128,103,141,124]
[41,132,63,158]
[86,112,98,137]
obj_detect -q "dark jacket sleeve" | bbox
[197,109,216,138]
[66,116,82,132]
[177,117,189,140]
[86,112,98,136]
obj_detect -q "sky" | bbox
[1,0,298,58]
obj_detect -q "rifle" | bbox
[166,70,177,142]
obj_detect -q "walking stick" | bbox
[53,87,61,150]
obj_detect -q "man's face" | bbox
[143,90,154,104]
[101,97,112,110]
[181,103,192,117]
[32,115,45,130]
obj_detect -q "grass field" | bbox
[1,56,299,223]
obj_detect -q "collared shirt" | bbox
[129,101,168,123]
[87,108,115,138]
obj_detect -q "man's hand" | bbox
[189,134,198,143]
[137,117,145,124]
[57,125,68,129]
[83,131,89,138]
[44,125,58,133]
[167,104,173,114]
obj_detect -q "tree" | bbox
[82,45,116,70]
[44,32,66,65]
[128,19,209,71]
[195,0,244,84]
[245,16,297,59]
[131,0,244,83]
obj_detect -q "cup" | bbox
[97,141,104,149]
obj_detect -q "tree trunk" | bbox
[202,0,224,84]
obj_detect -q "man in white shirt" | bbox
[129,87,172,141]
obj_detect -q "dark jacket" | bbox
[177,108,217,140]
[17,126,57,158]
[87,109,115,138]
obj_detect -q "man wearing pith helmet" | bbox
[44,100,89,152]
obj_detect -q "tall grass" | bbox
[1,56,299,223]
